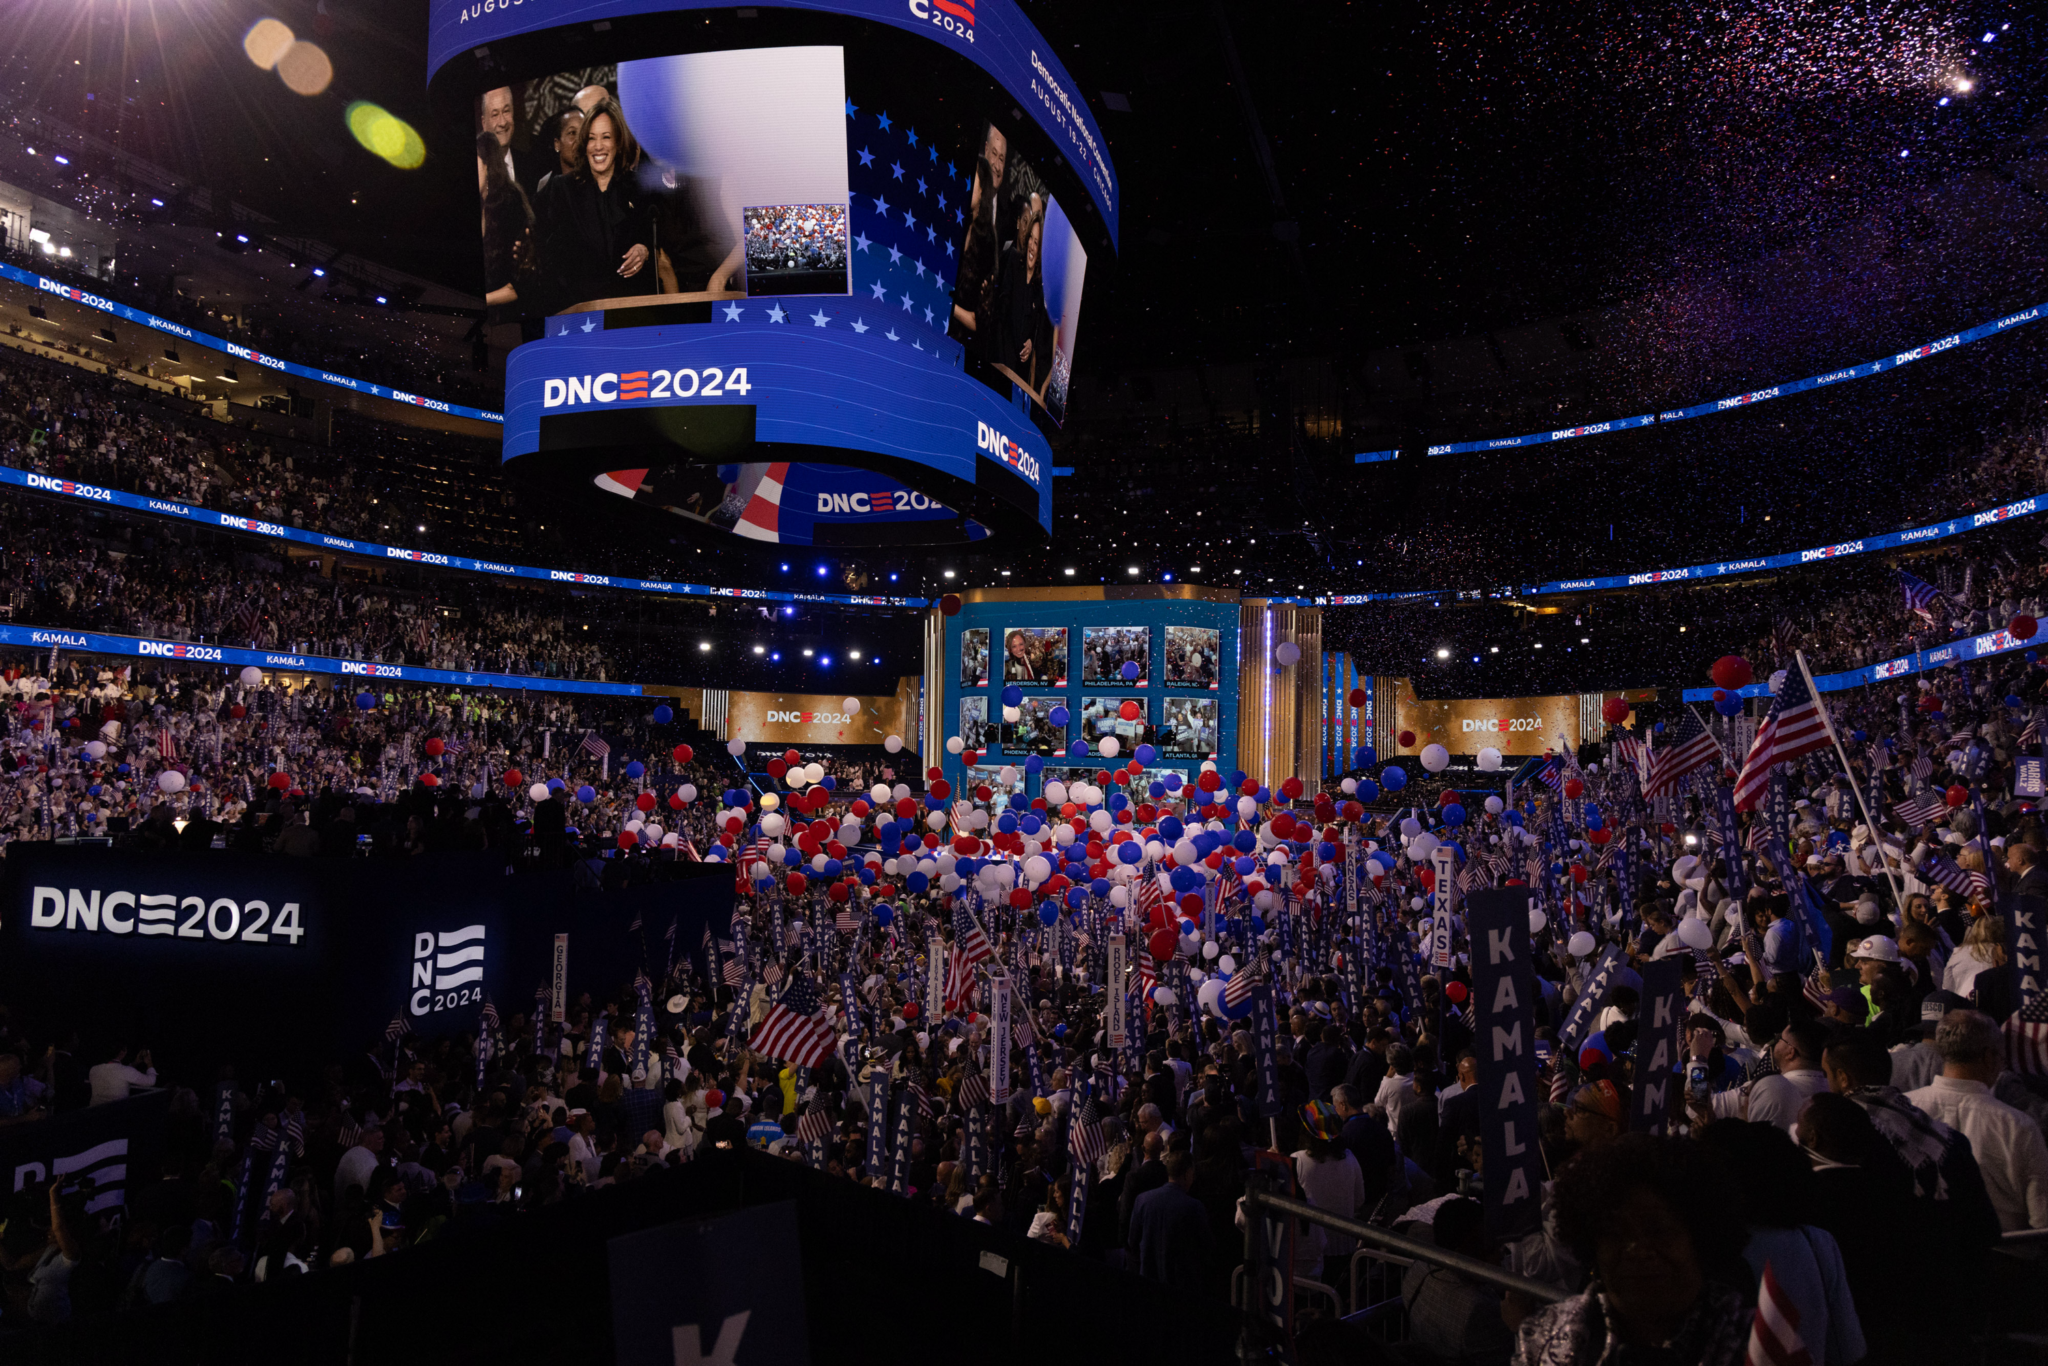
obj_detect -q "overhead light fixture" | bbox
[1063,568,1075,576]
[849,650,862,660]
[802,648,814,657]
[218,369,241,383]
[1436,648,1450,659]
[942,570,956,579]
[752,645,765,655]
[1127,566,1141,576]
[698,641,712,652]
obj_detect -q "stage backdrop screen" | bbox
[1389,680,1584,758]
[724,690,910,746]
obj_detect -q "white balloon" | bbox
[157,769,185,793]
[529,783,551,803]
[762,813,787,838]
[926,811,947,831]
[842,697,860,715]
[1769,669,1788,696]
[1024,854,1052,884]
[678,783,697,803]
[1109,885,1130,908]
[661,833,681,848]
[1568,931,1596,958]
[1202,939,1220,959]
[947,736,965,755]
[1411,833,1439,860]
[727,738,746,757]
[1219,954,1238,973]
[626,819,645,834]
[999,706,1019,724]
[1197,977,1227,1017]
[1401,817,1422,838]
[1100,736,1121,759]
[1089,809,1113,834]
[1477,747,1503,772]
[1410,896,1427,912]
[1274,642,1301,667]
[1237,796,1258,820]
[884,734,904,753]
[804,763,826,786]
[1485,795,1504,814]
[759,792,781,811]
[1044,780,1068,806]
[1173,839,1199,865]
[1420,743,1450,773]
[1676,916,1714,950]
[893,784,911,802]
[239,665,264,686]
[84,741,106,760]
[999,765,1018,786]
[1529,908,1548,934]
[1340,777,1358,794]
[1153,987,1178,1007]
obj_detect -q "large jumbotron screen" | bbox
[430,1,1116,546]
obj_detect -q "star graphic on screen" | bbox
[946,161,957,179]
[928,144,938,163]
[916,177,928,197]
[856,147,874,168]
[887,244,902,265]
[580,316,597,332]
[810,309,830,327]
[923,305,935,324]
[913,339,925,351]
[767,304,787,323]
[845,100,858,118]
[900,292,913,310]
[945,240,955,258]
[556,324,569,337]
[903,210,917,231]
[885,327,900,341]
[954,209,965,226]
[876,111,893,131]
[925,226,937,245]
[851,317,869,334]
[854,233,872,253]
[913,259,926,279]
[722,302,744,322]
[889,161,905,181]
[870,280,887,300]
[906,127,919,148]
[937,192,947,214]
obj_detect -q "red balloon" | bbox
[1178,892,1204,916]
[419,773,439,788]
[1601,697,1630,725]
[1564,778,1585,800]
[229,704,246,720]
[786,872,808,894]
[672,744,694,764]
[1119,700,1140,722]
[1398,730,1416,748]
[1570,864,1589,884]
[1589,827,1612,844]
[1009,888,1033,909]
[1444,980,1469,1004]
[424,737,445,757]
[930,779,952,800]
[504,769,523,788]
[268,772,291,789]
[784,749,802,767]
[1945,784,1969,809]
[1198,770,1221,792]
[1709,655,1754,690]
[961,750,979,768]
[617,831,637,850]
[636,792,656,811]
[939,593,962,616]
[1147,928,1180,962]
[901,1001,920,1020]
[1347,688,1368,708]
[668,793,684,810]
[1280,776,1304,800]
[2013,614,2039,642]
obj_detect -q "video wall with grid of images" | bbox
[939,598,1239,791]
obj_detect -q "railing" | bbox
[1236,1177,1566,1359]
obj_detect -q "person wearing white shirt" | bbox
[567,1110,603,1183]
[1907,1010,2048,1231]
[87,1047,156,1106]
[1693,1019,1829,1134]
[1374,1044,1416,1116]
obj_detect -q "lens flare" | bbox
[346,102,427,170]
[242,18,295,71]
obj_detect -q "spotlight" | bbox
[1063,568,1076,576]
[1127,566,1141,576]
[1435,648,1449,659]
[942,570,956,579]
[820,656,832,666]
[698,642,712,652]
[815,565,827,577]
[752,645,765,655]
[802,648,814,657]
[312,267,325,277]
[849,650,862,660]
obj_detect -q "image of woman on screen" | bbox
[992,196,1051,395]
[532,98,655,313]
[478,133,536,310]
[948,154,1000,357]
[1003,629,1056,685]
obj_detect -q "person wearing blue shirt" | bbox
[1763,897,1810,981]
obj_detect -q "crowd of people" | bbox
[743,204,850,282]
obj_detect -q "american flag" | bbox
[1222,959,1262,1009]
[1610,729,1645,773]
[2022,712,2043,748]
[956,1068,990,1111]
[385,1013,412,1042]
[796,1096,834,1145]
[1646,707,1721,797]
[1733,666,1832,811]
[336,1113,364,1150]
[1136,871,1167,924]
[1920,852,1992,901]
[1770,616,1800,661]
[2005,984,2048,1078]
[1909,752,1934,787]
[1746,1260,1815,1366]
[439,735,467,757]
[1532,755,1565,793]
[1898,570,1943,623]
[723,948,747,988]
[579,732,610,760]
[943,901,996,1009]
[1802,956,1832,1013]
[906,1072,936,1121]
[835,904,858,934]
[747,970,836,1068]
[1891,793,1948,829]
[157,728,176,760]
[1070,1090,1107,1170]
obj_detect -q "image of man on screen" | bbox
[949,124,1009,355]
[1002,628,1063,686]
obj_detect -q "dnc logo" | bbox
[908,0,974,44]
[412,924,486,1017]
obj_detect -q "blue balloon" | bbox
[1159,815,1185,841]
[1251,916,1267,936]
[576,785,596,803]
[823,858,844,877]
[858,867,876,885]
[87,784,101,797]
[652,704,674,725]
[1382,765,1408,791]
[1164,773,1184,791]
[1443,804,1466,827]
[625,761,646,780]
[1021,813,1043,835]
[1118,841,1144,864]
[997,812,1019,833]
[1236,856,1258,876]
[1008,793,1028,811]
[1356,778,1380,801]
[1355,746,1376,768]
[905,871,929,893]
[1121,660,1140,681]
[875,902,897,925]
[1066,887,1087,909]
[1049,706,1071,727]
[1230,770,1247,789]
[1135,743,1158,764]
[1091,878,1112,897]
[547,778,565,793]
[355,692,377,711]
[1148,781,1167,798]
[1001,684,1024,707]
[1025,754,1044,774]
[2007,696,2025,709]
[1318,840,1339,861]
[1039,903,1059,926]
[1654,721,1666,733]
[2031,651,2041,663]
[1506,810,1524,826]
[1233,830,1257,853]
[1170,866,1200,893]
[1069,740,1088,758]
[116,764,130,775]
[1715,694,1744,717]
